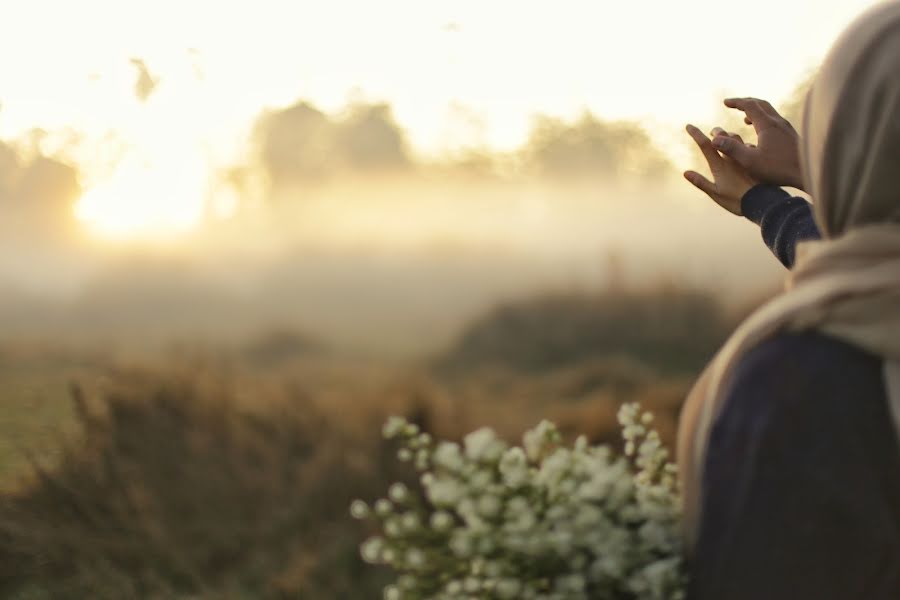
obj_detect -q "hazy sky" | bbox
[0,0,881,235]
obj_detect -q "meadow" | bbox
[0,285,742,599]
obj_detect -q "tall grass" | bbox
[0,370,411,599]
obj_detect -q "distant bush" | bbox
[436,288,732,377]
[241,328,325,367]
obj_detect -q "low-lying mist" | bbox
[0,177,784,359]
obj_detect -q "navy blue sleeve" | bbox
[741,184,821,269]
[689,332,900,600]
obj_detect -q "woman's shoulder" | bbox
[715,330,897,465]
[725,329,886,409]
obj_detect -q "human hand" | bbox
[684,124,759,216]
[711,97,804,191]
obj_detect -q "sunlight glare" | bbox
[76,152,206,239]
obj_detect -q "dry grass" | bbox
[0,365,412,599]
[0,286,736,598]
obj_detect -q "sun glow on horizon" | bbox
[75,152,207,239]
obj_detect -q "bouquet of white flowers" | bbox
[351,403,687,600]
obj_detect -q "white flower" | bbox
[638,520,670,550]
[397,574,417,590]
[405,548,426,569]
[449,532,475,557]
[590,554,625,581]
[464,427,506,463]
[468,469,494,490]
[503,507,536,532]
[382,416,407,439]
[425,476,465,507]
[430,510,454,531]
[499,447,529,488]
[374,499,393,517]
[535,448,571,489]
[548,529,574,556]
[432,441,464,471]
[349,499,369,519]
[477,494,502,518]
[444,580,463,594]
[523,420,560,462]
[496,578,521,598]
[505,496,529,514]
[366,405,686,599]
[555,573,586,593]
[388,483,408,503]
[384,517,402,537]
[627,557,684,600]
[400,512,421,532]
[360,537,384,563]
[483,560,503,578]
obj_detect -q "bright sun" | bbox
[76,153,207,239]
[68,52,221,241]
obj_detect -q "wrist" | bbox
[741,184,790,225]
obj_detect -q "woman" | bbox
[679,3,900,598]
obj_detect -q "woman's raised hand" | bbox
[684,124,759,216]
[713,97,805,191]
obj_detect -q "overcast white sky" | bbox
[0,0,880,149]
[0,0,882,234]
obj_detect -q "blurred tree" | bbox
[336,103,410,170]
[254,101,336,185]
[523,112,672,180]
[252,100,411,190]
[0,139,81,237]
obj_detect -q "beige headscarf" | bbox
[678,0,900,549]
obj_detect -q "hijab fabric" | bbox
[678,0,900,548]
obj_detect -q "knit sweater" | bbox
[688,184,900,600]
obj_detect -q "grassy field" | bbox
[0,287,736,599]
[0,347,102,490]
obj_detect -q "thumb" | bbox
[712,136,754,167]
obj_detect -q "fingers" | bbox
[711,134,754,167]
[710,127,744,145]
[686,124,721,166]
[757,99,779,118]
[724,97,779,128]
[683,170,717,198]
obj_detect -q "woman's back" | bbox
[690,330,900,599]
